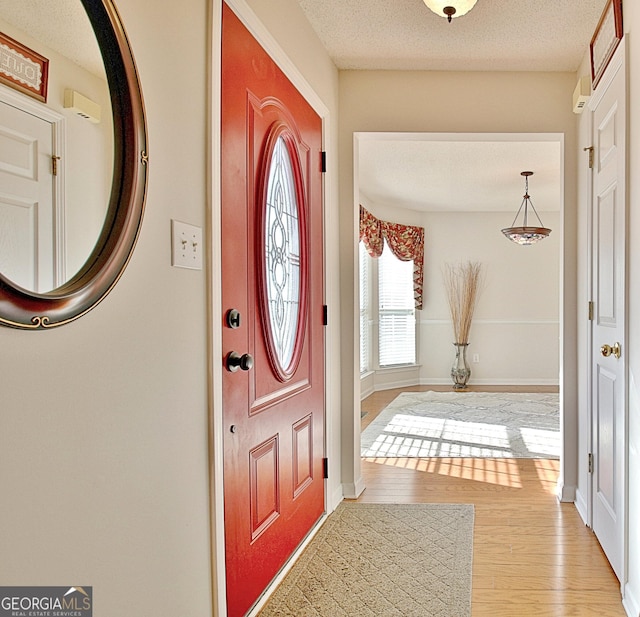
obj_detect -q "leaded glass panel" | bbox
[265,136,301,371]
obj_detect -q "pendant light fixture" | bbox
[501,171,552,245]
[423,0,478,22]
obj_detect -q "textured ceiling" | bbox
[297,0,609,72]
[297,0,605,213]
[0,1,603,217]
[358,137,562,213]
[1,0,104,78]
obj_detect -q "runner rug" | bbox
[361,391,559,458]
[259,502,474,617]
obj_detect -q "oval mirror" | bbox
[0,0,147,329]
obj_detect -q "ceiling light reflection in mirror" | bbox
[0,0,113,292]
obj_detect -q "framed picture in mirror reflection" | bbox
[0,31,49,102]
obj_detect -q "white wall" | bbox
[361,199,560,389]
[423,209,560,384]
[0,1,212,615]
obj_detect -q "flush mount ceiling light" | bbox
[423,0,478,22]
[501,171,552,246]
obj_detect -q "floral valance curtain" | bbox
[359,205,425,310]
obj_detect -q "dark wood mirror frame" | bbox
[0,0,148,329]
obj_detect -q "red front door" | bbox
[221,4,325,616]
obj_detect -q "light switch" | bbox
[171,220,203,270]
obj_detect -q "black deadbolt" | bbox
[226,309,241,329]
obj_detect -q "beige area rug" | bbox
[259,502,474,617]
[362,391,560,459]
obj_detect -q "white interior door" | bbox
[0,98,56,291]
[590,43,626,583]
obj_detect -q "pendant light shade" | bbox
[423,0,478,22]
[501,172,552,246]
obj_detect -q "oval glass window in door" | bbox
[263,134,304,377]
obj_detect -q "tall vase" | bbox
[451,343,471,390]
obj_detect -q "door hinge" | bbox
[322,457,329,479]
[51,155,61,176]
[588,453,593,474]
[584,146,594,169]
[588,301,594,321]
[322,304,328,326]
[321,151,327,173]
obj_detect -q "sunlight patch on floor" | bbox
[362,456,524,488]
[363,413,559,459]
[365,414,514,457]
[534,458,561,494]
[520,427,561,457]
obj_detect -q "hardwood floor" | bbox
[355,386,625,617]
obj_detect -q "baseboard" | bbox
[623,582,640,617]
[362,377,560,397]
[373,377,422,391]
[419,378,560,386]
[360,383,375,400]
[328,485,344,512]
[556,480,576,503]
[574,488,589,526]
[342,476,366,499]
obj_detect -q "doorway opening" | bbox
[354,132,566,488]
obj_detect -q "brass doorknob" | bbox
[601,342,621,359]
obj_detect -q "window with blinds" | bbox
[378,244,416,367]
[359,242,371,374]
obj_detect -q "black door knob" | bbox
[226,351,254,372]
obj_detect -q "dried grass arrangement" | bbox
[443,261,483,345]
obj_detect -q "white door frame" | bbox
[0,83,66,287]
[353,130,567,487]
[209,2,336,615]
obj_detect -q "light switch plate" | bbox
[171,220,203,270]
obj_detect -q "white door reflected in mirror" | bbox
[0,100,56,291]
[0,0,113,293]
